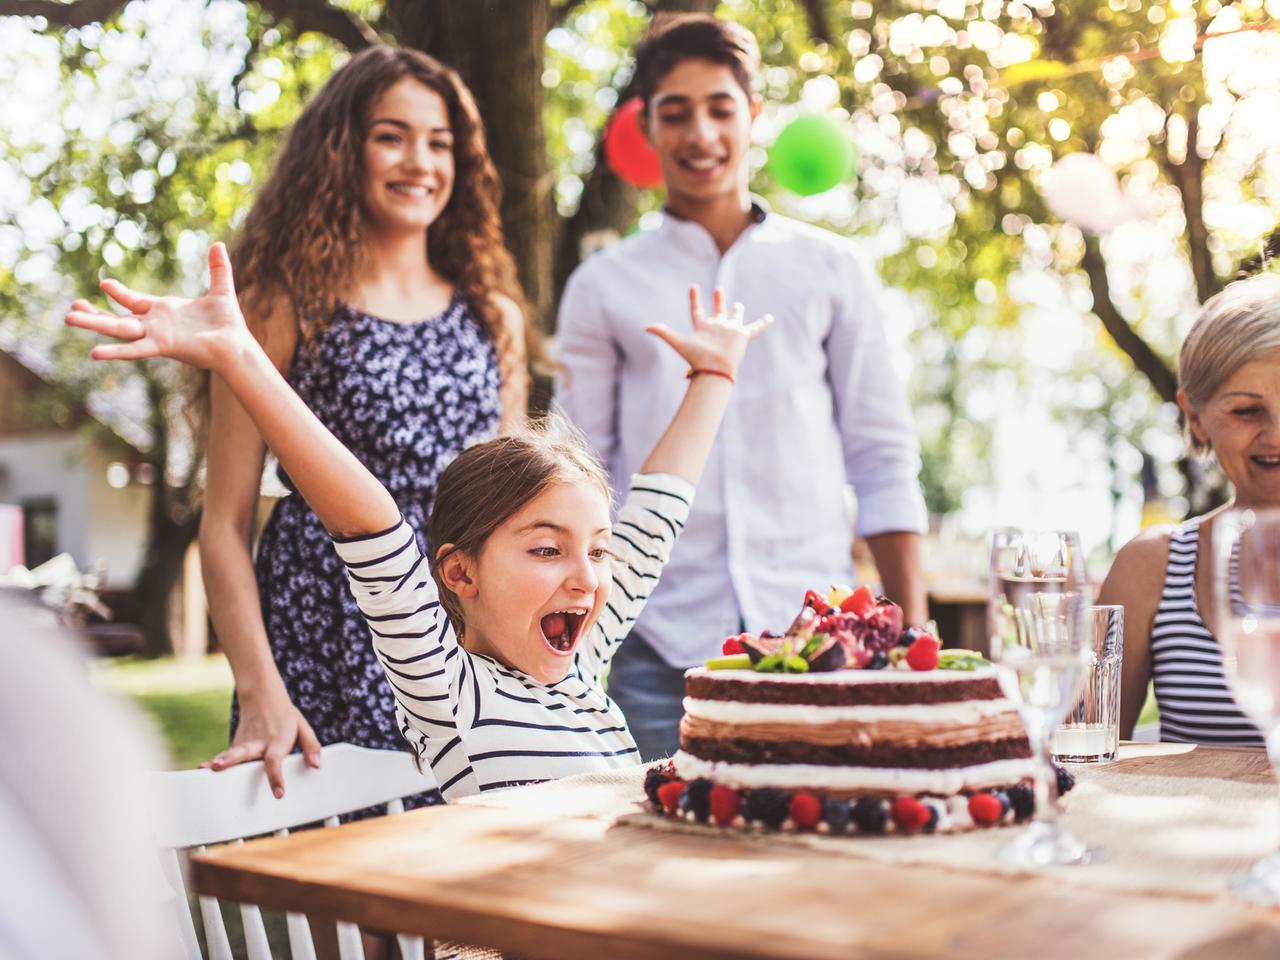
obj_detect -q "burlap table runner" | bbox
[461,743,1277,902]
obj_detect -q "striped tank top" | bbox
[1150,518,1265,747]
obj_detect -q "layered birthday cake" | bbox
[644,585,1067,834]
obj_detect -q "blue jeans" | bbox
[608,629,688,763]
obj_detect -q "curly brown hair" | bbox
[230,44,539,387]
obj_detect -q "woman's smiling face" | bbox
[360,77,455,236]
[1183,351,1280,508]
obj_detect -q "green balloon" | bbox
[768,115,858,196]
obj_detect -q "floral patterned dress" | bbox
[238,295,502,810]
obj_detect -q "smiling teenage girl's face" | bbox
[361,77,455,235]
[1182,352,1280,509]
[449,479,614,684]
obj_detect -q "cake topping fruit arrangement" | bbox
[706,584,989,675]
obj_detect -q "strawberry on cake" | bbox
[644,586,1072,834]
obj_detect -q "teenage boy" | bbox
[556,14,928,761]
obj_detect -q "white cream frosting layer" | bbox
[685,666,1000,684]
[671,751,1037,793]
[682,696,1017,725]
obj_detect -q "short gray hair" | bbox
[1179,273,1280,455]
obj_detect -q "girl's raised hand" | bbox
[645,285,773,378]
[64,242,252,372]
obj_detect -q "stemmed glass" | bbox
[1212,508,1280,905]
[988,527,1097,866]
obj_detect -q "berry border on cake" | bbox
[643,761,1076,836]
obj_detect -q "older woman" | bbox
[1099,273,1279,747]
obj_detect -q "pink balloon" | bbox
[604,97,663,189]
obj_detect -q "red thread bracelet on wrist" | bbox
[686,368,736,384]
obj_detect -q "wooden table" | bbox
[192,745,1280,959]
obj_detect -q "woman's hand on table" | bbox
[202,689,322,798]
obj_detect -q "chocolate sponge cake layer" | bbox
[685,670,1005,707]
[680,734,1033,769]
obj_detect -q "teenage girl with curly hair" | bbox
[72,46,541,804]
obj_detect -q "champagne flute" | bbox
[1212,508,1280,905]
[989,527,1097,866]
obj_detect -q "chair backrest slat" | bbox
[199,900,234,960]
[242,901,273,960]
[384,798,427,960]
[397,933,427,960]
[336,921,366,960]
[160,846,203,960]
[237,834,274,960]
[286,912,319,960]
[196,843,236,960]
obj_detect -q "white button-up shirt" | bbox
[555,206,927,668]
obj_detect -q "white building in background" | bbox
[0,345,150,587]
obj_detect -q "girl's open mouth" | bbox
[540,609,586,654]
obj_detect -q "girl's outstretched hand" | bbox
[645,285,773,377]
[64,242,251,372]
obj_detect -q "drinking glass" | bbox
[1053,605,1124,764]
[989,527,1097,866]
[1212,508,1280,905]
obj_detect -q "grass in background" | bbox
[1138,683,1160,730]
[91,654,233,769]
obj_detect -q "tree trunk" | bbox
[1080,236,1178,404]
[132,369,202,656]
[391,0,555,327]
[134,510,201,657]
[1161,109,1219,305]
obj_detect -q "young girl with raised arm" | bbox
[67,245,770,798]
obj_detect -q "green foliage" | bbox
[722,0,1278,518]
[0,9,353,634]
[91,654,233,769]
[545,0,652,216]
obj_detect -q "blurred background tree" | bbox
[1,0,1276,651]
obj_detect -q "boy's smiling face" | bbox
[450,479,614,683]
[643,58,761,209]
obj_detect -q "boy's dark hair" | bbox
[633,13,760,108]
[427,417,611,637]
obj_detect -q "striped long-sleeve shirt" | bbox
[332,473,694,800]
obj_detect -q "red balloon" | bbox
[604,97,664,189]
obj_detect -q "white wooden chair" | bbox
[153,743,436,960]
